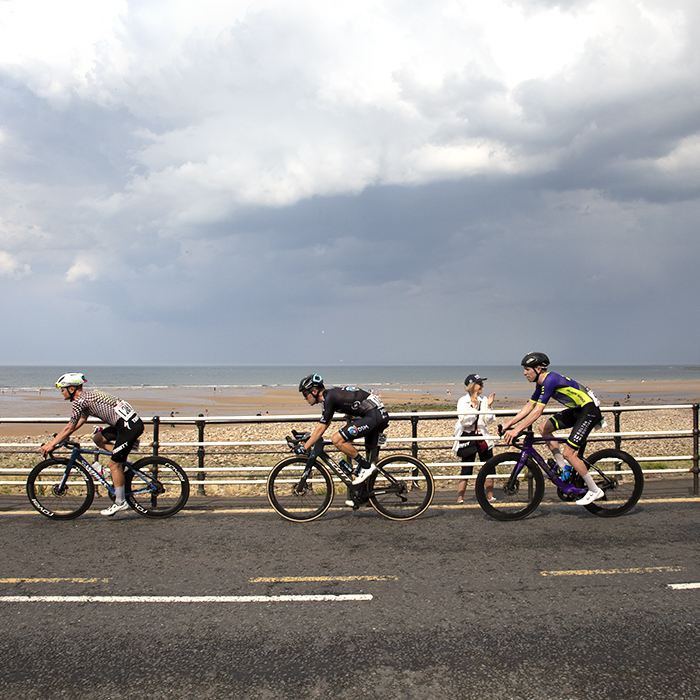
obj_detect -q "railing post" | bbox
[612,401,622,451]
[411,411,419,459]
[151,416,160,457]
[196,414,206,496]
[692,404,699,496]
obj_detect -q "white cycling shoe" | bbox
[101,501,129,516]
[576,488,605,506]
[352,464,377,485]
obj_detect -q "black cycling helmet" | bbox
[299,373,324,394]
[521,352,550,369]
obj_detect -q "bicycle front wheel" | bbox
[475,452,544,521]
[368,455,434,521]
[126,457,190,518]
[267,457,334,522]
[582,449,644,517]
[26,458,95,519]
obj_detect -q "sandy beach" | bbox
[1,378,699,438]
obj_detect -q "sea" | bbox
[1,364,699,393]
[1,365,699,419]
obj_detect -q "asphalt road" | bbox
[1,497,699,699]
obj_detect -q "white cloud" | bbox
[0,251,29,277]
[0,0,699,363]
[66,255,100,282]
[1,0,696,222]
[650,134,700,185]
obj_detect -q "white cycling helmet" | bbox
[55,372,87,388]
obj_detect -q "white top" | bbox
[451,393,496,453]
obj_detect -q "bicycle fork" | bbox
[507,454,536,499]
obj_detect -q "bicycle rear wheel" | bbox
[582,449,644,517]
[267,457,334,522]
[26,458,95,519]
[475,452,544,521]
[368,455,434,521]
[126,457,190,518]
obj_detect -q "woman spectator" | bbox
[452,374,496,504]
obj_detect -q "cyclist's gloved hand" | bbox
[295,444,307,455]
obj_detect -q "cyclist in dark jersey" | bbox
[298,373,389,485]
[501,353,605,506]
[41,373,145,516]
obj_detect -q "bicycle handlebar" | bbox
[497,425,538,450]
[40,434,82,455]
[48,439,82,453]
[286,429,334,455]
[286,430,313,453]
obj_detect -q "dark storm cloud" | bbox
[1,0,699,365]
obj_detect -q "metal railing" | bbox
[1,403,698,496]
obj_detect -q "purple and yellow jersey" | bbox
[529,372,593,409]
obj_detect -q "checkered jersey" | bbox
[69,389,133,426]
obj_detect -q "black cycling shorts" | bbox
[99,416,145,463]
[337,407,389,448]
[549,402,602,450]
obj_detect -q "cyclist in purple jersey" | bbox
[297,373,389,485]
[41,373,145,516]
[501,353,604,506]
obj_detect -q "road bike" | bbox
[26,439,190,520]
[474,428,644,521]
[266,429,434,522]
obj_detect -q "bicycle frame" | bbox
[54,444,161,499]
[298,436,408,503]
[508,432,588,498]
[303,440,371,486]
[305,441,352,482]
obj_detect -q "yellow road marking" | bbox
[2,496,698,519]
[0,577,110,583]
[540,566,682,577]
[249,575,397,583]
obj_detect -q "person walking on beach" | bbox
[452,374,497,504]
[297,373,389,485]
[501,353,605,506]
[41,373,145,516]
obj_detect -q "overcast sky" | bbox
[1,0,699,367]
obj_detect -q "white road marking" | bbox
[668,583,700,590]
[0,594,373,603]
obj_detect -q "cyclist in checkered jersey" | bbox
[41,373,145,516]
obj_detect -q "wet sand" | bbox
[2,378,699,438]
